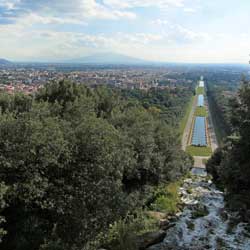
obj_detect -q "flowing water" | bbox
[149,169,250,250]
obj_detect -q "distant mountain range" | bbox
[0,53,150,65]
[0,56,247,67]
[67,53,149,65]
[0,58,11,65]
[0,54,151,65]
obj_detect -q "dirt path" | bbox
[193,156,209,168]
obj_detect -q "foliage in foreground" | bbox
[90,180,182,250]
[0,81,193,250]
[207,79,250,212]
[97,212,158,250]
[150,182,180,214]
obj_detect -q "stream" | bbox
[148,169,250,250]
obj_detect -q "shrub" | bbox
[150,182,180,214]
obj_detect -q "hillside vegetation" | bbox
[206,82,233,144]
[0,81,193,250]
[207,79,250,216]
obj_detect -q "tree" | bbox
[0,81,193,250]
[207,79,250,209]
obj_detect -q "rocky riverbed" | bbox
[148,169,250,250]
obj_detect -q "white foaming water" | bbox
[148,171,250,250]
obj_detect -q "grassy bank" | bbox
[186,145,212,157]
[194,106,207,117]
[196,87,205,95]
[179,95,195,137]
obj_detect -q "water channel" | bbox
[149,79,250,249]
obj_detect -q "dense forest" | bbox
[207,79,250,219]
[119,87,195,128]
[206,82,234,144]
[205,73,242,145]
[0,81,194,250]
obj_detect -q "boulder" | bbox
[136,230,166,250]
[159,219,176,231]
[159,219,169,230]
[242,209,250,223]
[191,203,209,219]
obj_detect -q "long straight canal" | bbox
[149,77,250,250]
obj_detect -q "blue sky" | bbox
[0,0,250,63]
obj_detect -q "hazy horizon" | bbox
[1,0,250,63]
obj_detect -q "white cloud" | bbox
[0,26,164,60]
[183,7,196,13]
[0,1,248,63]
[0,17,213,61]
[0,0,19,9]
[103,0,185,9]
[79,0,136,20]
[23,13,87,25]
[151,19,211,43]
[151,19,171,26]
[0,0,137,26]
[0,0,193,27]
[175,25,211,42]
[1,26,249,63]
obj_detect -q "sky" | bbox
[0,0,250,63]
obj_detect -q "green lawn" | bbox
[186,145,212,157]
[194,106,207,117]
[179,95,195,137]
[202,158,208,164]
[196,87,205,95]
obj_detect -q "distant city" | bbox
[0,58,248,95]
